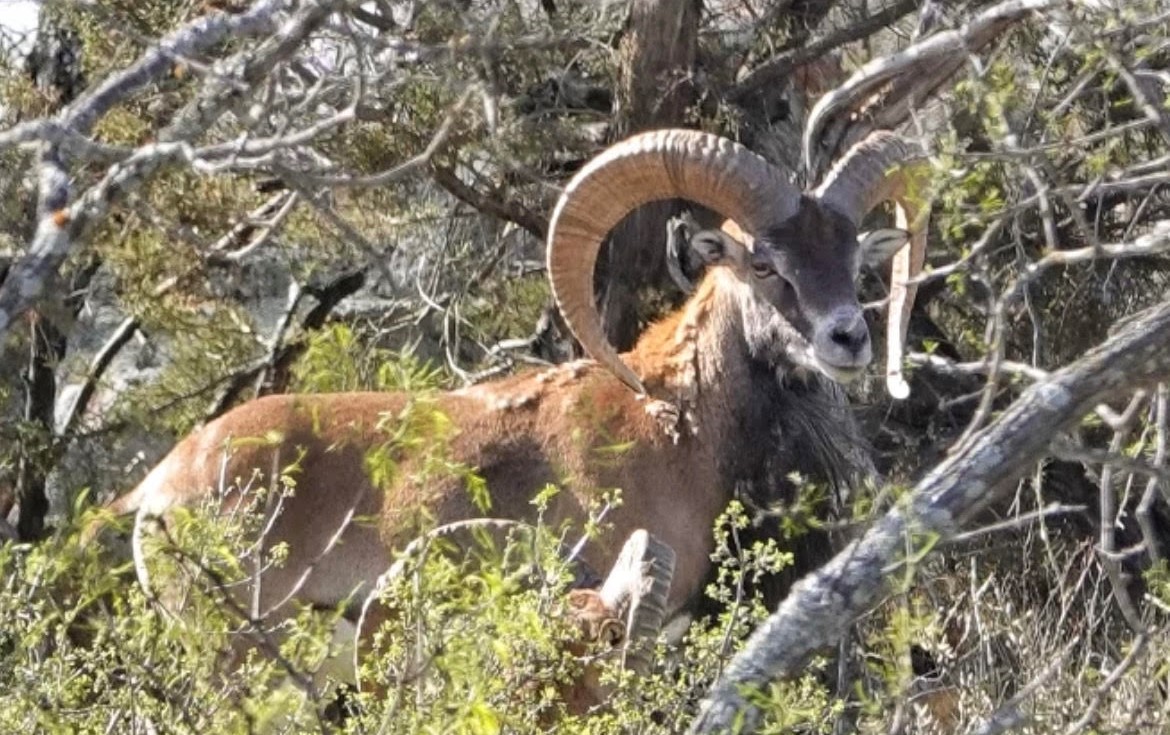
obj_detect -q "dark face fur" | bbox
[736,198,871,380]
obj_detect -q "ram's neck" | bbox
[625,269,765,438]
[625,269,871,494]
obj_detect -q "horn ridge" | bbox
[597,529,676,674]
[814,130,924,224]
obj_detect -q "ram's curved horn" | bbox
[547,130,802,395]
[598,529,676,674]
[814,131,930,399]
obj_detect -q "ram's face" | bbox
[746,200,871,380]
[686,201,907,383]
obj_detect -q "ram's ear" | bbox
[859,228,910,267]
[689,230,741,265]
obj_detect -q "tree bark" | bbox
[689,289,1170,733]
[14,315,64,540]
[596,0,700,350]
[9,9,87,541]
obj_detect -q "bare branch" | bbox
[1105,53,1170,147]
[276,86,475,187]
[431,164,549,240]
[0,0,332,353]
[1020,219,1170,275]
[62,2,285,136]
[56,315,141,440]
[729,0,919,105]
[909,352,1051,383]
[969,638,1079,735]
[804,0,1064,173]
[1137,384,1169,562]
[160,0,341,143]
[0,120,132,162]
[1063,633,1151,735]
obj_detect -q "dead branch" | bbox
[0,0,305,353]
[430,164,548,241]
[728,0,919,105]
[803,0,1064,175]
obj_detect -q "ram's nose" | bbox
[813,307,872,369]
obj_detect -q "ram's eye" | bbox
[751,260,776,279]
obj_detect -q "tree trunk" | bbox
[595,0,700,350]
[9,10,87,540]
[14,315,64,540]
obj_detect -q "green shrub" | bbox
[0,482,845,734]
